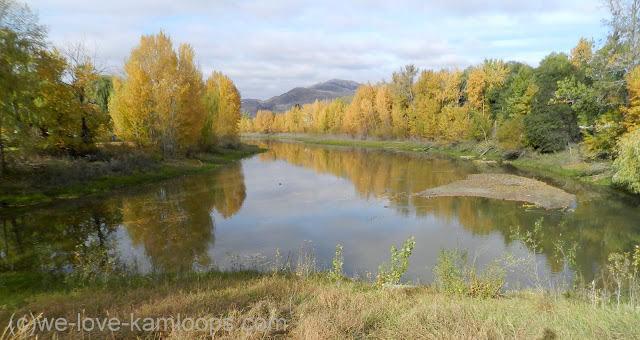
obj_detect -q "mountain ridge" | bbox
[241,79,360,117]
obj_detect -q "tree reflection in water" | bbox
[255,140,640,281]
[0,162,247,274]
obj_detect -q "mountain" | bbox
[241,79,360,117]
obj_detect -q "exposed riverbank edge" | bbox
[0,144,266,211]
[242,133,638,201]
[416,174,576,209]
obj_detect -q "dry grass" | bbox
[1,273,638,339]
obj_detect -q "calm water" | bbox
[2,140,640,284]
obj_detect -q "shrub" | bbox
[433,248,468,295]
[496,115,525,150]
[433,247,506,298]
[329,244,344,281]
[376,236,415,286]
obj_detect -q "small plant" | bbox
[510,218,545,253]
[468,260,506,298]
[270,248,282,274]
[295,240,316,278]
[376,236,415,287]
[225,250,244,272]
[64,240,123,288]
[329,244,344,281]
[433,247,506,298]
[509,218,546,291]
[552,228,578,271]
[606,247,640,309]
[433,248,468,295]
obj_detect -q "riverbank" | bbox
[1,270,638,339]
[242,133,630,197]
[0,143,265,209]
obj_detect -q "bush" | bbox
[433,248,468,295]
[376,236,415,286]
[613,129,640,193]
[496,115,525,150]
[433,248,506,298]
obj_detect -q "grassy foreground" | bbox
[1,271,638,339]
[0,143,265,209]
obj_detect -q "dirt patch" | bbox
[415,174,576,209]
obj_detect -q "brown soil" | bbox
[415,174,576,209]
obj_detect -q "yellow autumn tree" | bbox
[569,38,594,68]
[413,70,442,138]
[466,59,508,117]
[176,44,206,151]
[239,115,254,132]
[466,66,487,115]
[273,113,286,132]
[110,31,205,155]
[343,83,377,136]
[61,43,110,148]
[253,110,275,133]
[284,105,304,132]
[624,65,640,133]
[326,98,346,133]
[375,84,393,136]
[203,71,241,148]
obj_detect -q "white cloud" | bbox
[30,0,610,99]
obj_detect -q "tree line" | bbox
[240,0,640,193]
[0,0,242,175]
[241,46,636,156]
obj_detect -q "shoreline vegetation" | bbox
[0,143,265,210]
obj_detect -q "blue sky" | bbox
[31,0,610,99]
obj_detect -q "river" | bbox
[2,140,639,285]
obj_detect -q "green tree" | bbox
[92,75,113,114]
[525,53,581,151]
[0,0,46,173]
[525,103,577,152]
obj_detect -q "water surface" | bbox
[2,140,640,284]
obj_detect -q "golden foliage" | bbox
[203,71,241,147]
[624,65,640,133]
[110,31,205,154]
[570,38,594,68]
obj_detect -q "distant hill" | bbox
[241,79,360,117]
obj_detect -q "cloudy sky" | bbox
[31,0,610,100]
